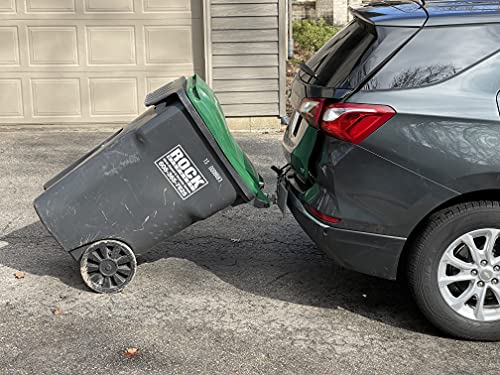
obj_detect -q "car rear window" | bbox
[303,20,416,91]
[304,20,376,88]
[362,24,500,91]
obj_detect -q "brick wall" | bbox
[292,0,316,21]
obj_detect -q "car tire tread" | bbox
[408,200,500,341]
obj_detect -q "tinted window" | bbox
[305,20,376,88]
[363,25,500,91]
[342,26,416,89]
[304,21,415,90]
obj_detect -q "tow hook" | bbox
[268,164,290,206]
[271,164,290,177]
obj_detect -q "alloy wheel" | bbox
[438,228,500,321]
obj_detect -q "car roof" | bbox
[351,0,500,27]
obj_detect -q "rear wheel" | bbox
[80,240,137,294]
[408,201,500,340]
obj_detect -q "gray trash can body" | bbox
[34,78,252,261]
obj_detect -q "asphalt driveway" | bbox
[0,126,499,374]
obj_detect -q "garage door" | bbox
[0,0,204,124]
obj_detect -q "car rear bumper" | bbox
[282,173,407,280]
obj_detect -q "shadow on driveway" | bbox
[0,221,88,292]
[0,217,438,337]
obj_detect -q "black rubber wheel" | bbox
[408,201,500,340]
[80,240,137,294]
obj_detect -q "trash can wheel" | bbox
[80,239,137,294]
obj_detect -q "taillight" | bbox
[298,99,395,143]
[306,205,341,224]
[298,98,325,128]
[321,103,395,144]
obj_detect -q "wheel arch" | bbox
[397,189,500,280]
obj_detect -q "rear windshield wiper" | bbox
[299,62,318,79]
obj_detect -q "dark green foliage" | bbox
[293,19,340,57]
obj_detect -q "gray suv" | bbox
[278,0,500,340]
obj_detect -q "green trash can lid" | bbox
[185,75,270,206]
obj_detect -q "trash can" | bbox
[34,75,269,294]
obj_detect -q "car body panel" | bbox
[353,52,500,195]
[424,1,500,26]
[282,116,319,181]
[352,0,500,27]
[288,20,421,182]
[350,1,427,27]
[282,2,500,280]
[305,138,458,237]
[285,181,406,280]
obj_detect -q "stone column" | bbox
[333,0,363,25]
[316,0,334,23]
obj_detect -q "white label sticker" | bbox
[155,145,208,200]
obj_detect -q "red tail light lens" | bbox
[298,98,325,128]
[306,205,341,224]
[321,103,395,144]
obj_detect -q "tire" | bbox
[408,201,500,341]
[80,239,137,294]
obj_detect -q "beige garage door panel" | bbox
[0,71,193,122]
[0,0,204,124]
[0,0,15,13]
[0,27,20,65]
[87,26,137,65]
[27,0,77,13]
[0,79,23,117]
[32,78,82,117]
[89,78,138,116]
[0,0,201,18]
[29,26,80,65]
